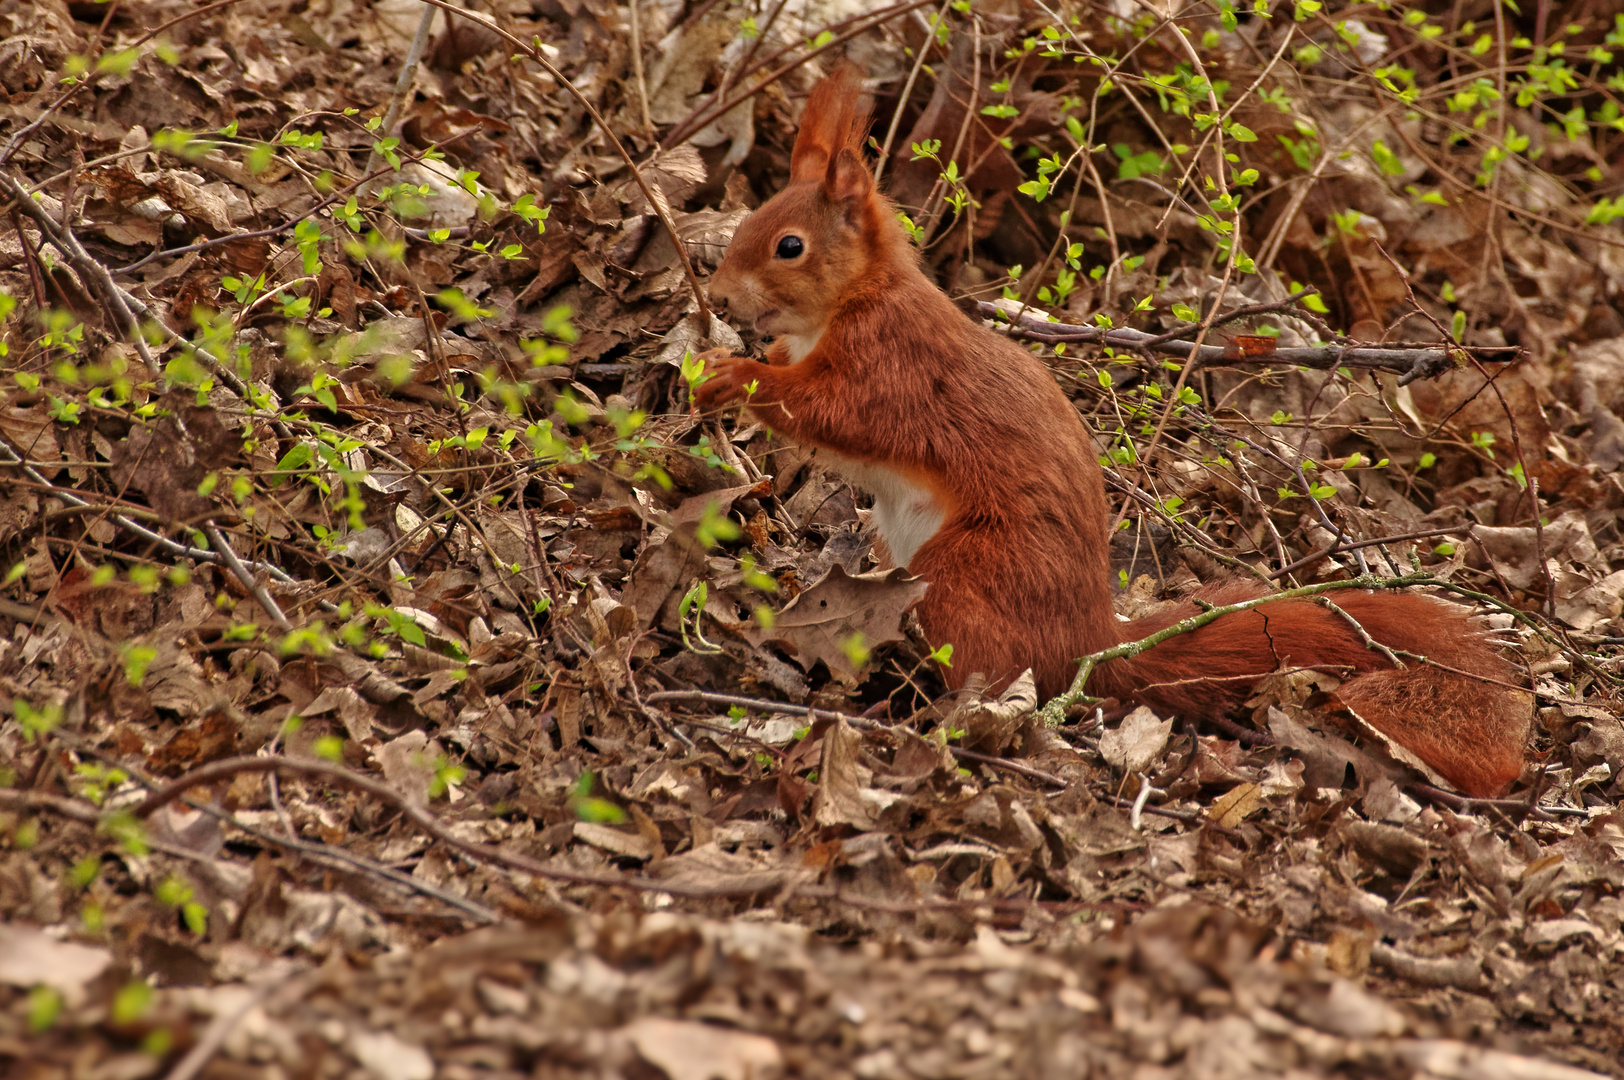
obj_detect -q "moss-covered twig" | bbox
[1036,571,1438,726]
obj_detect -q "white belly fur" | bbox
[772,326,945,567]
[823,453,945,569]
[779,329,822,364]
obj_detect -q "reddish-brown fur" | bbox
[697,68,1530,797]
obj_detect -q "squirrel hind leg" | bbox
[1335,666,1532,797]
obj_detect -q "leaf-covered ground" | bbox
[1,1,1622,1078]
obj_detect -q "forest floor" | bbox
[1,1,1622,1078]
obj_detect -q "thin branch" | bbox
[1269,526,1471,581]
[979,301,1521,384]
[627,0,653,136]
[2,174,159,375]
[203,521,291,629]
[645,689,1082,791]
[160,969,303,1080]
[364,1,437,178]
[872,0,952,185]
[1319,597,1404,668]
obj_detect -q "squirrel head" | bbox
[709,65,902,361]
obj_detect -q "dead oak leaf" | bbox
[745,565,927,683]
[108,402,239,523]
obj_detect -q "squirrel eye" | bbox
[774,235,804,259]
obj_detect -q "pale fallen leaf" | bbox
[1523,919,1600,947]
[574,821,660,861]
[623,1017,784,1080]
[1361,776,1423,824]
[1394,1038,1610,1080]
[1288,977,1406,1038]
[398,159,482,228]
[1098,706,1173,773]
[348,1026,435,1080]
[375,730,445,805]
[1472,511,1624,630]
[0,925,111,1007]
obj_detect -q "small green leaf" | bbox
[111,982,154,1026]
[28,987,63,1033]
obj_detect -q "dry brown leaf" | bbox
[953,669,1038,753]
[812,716,903,830]
[1208,781,1264,828]
[745,565,927,682]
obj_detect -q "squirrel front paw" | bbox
[691,349,764,412]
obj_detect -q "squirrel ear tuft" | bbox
[825,145,872,204]
[789,63,871,184]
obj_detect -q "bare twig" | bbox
[203,522,291,629]
[1319,597,1404,667]
[627,0,653,136]
[645,689,1078,790]
[160,969,305,1080]
[872,0,953,185]
[1269,526,1471,581]
[2,174,160,374]
[979,301,1521,383]
[362,1,437,178]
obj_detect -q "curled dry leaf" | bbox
[951,668,1038,752]
[1208,781,1265,828]
[1472,510,1624,630]
[1267,705,1396,791]
[812,715,905,830]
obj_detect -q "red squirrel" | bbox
[695,67,1531,798]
